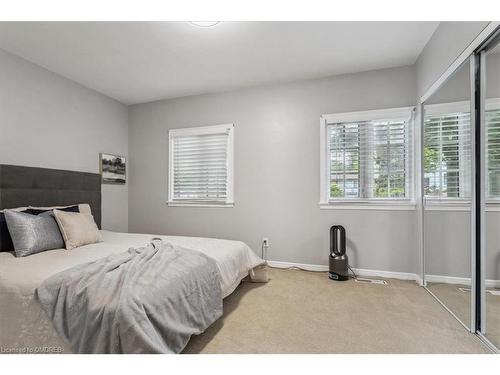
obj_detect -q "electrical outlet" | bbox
[261,238,270,260]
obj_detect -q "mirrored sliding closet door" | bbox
[422,60,474,330]
[420,25,500,352]
[479,34,500,349]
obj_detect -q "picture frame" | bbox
[99,153,126,184]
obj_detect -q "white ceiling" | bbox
[0,22,439,105]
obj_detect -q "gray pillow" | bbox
[4,210,64,257]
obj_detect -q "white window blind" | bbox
[168,124,234,206]
[423,100,500,201]
[320,107,414,205]
[423,110,472,200]
[486,108,500,199]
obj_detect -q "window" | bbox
[423,102,472,201]
[168,124,234,207]
[486,107,500,199]
[320,107,414,208]
[423,99,500,202]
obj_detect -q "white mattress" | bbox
[0,230,264,352]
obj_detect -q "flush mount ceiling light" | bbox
[188,21,221,28]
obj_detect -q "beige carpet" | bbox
[426,282,472,328]
[427,282,500,349]
[183,268,489,354]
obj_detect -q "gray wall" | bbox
[415,21,490,98]
[128,66,418,272]
[425,211,500,281]
[0,48,129,232]
[427,53,500,104]
[424,211,471,279]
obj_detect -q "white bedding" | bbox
[0,230,264,352]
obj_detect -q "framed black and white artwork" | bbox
[99,153,126,184]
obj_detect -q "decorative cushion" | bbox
[28,203,92,215]
[0,207,30,252]
[3,210,65,257]
[28,205,80,215]
[53,209,103,250]
[77,204,93,216]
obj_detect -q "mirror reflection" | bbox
[484,43,500,347]
[423,61,472,329]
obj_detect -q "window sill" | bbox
[166,201,234,208]
[486,203,500,212]
[319,202,416,211]
[424,203,470,212]
[424,201,500,212]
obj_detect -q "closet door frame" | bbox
[418,23,500,350]
[474,27,500,353]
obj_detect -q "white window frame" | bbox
[423,98,500,211]
[167,124,234,208]
[319,107,415,210]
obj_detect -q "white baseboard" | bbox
[425,274,469,285]
[267,260,328,272]
[354,268,420,282]
[266,260,421,284]
[426,274,500,288]
[266,260,500,288]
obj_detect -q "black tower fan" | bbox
[329,225,349,281]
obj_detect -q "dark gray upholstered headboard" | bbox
[0,165,102,228]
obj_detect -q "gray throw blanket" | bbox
[35,240,223,354]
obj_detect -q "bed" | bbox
[0,165,265,353]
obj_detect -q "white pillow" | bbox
[53,209,103,250]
